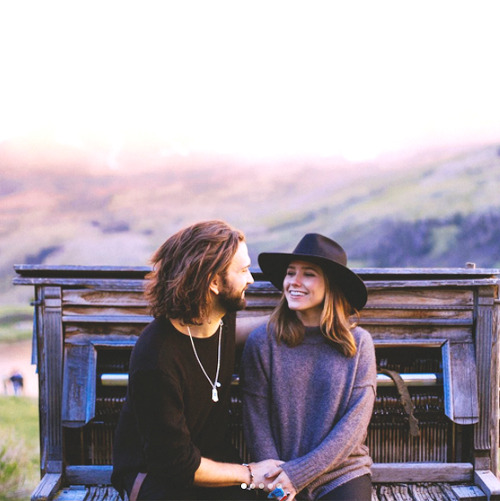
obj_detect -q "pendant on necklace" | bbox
[212,388,219,402]
[212,382,221,402]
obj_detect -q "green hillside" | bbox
[1,143,500,305]
[259,146,500,268]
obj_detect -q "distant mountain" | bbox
[1,142,500,304]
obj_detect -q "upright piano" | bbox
[14,265,500,500]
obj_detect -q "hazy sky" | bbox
[1,0,499,165]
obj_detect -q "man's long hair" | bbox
[269,273,358,357]
[146,220,245,324]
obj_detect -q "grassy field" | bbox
[0,306,40,499]
[0,396,39,500]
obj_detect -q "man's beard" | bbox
[219,278,247,312]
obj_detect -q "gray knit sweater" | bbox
[241,324,376,501]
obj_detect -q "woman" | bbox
[241,233,376,501]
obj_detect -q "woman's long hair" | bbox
[269,272,358,357]
[146,220,244,324]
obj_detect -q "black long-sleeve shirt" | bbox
[111,317,237,494]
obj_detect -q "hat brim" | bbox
[258,252,367,312]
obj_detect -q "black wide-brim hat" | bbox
[258,233,367,311]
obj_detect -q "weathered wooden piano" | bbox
[13,264,500,500]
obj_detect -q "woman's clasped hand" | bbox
[244,460,296,500]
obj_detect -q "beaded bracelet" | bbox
[240,463,255,490]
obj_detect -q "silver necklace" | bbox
[187,320,223,403]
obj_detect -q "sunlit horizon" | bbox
[1,1,500,170]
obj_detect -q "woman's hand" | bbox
[250,459,284,489]
[265,466,297,501]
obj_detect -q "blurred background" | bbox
[1,1,500,498]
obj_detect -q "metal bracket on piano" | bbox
[100,372,443,387]
[100,374,129,386]
[376,372,442,387]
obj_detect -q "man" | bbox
[112,220,280,500]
